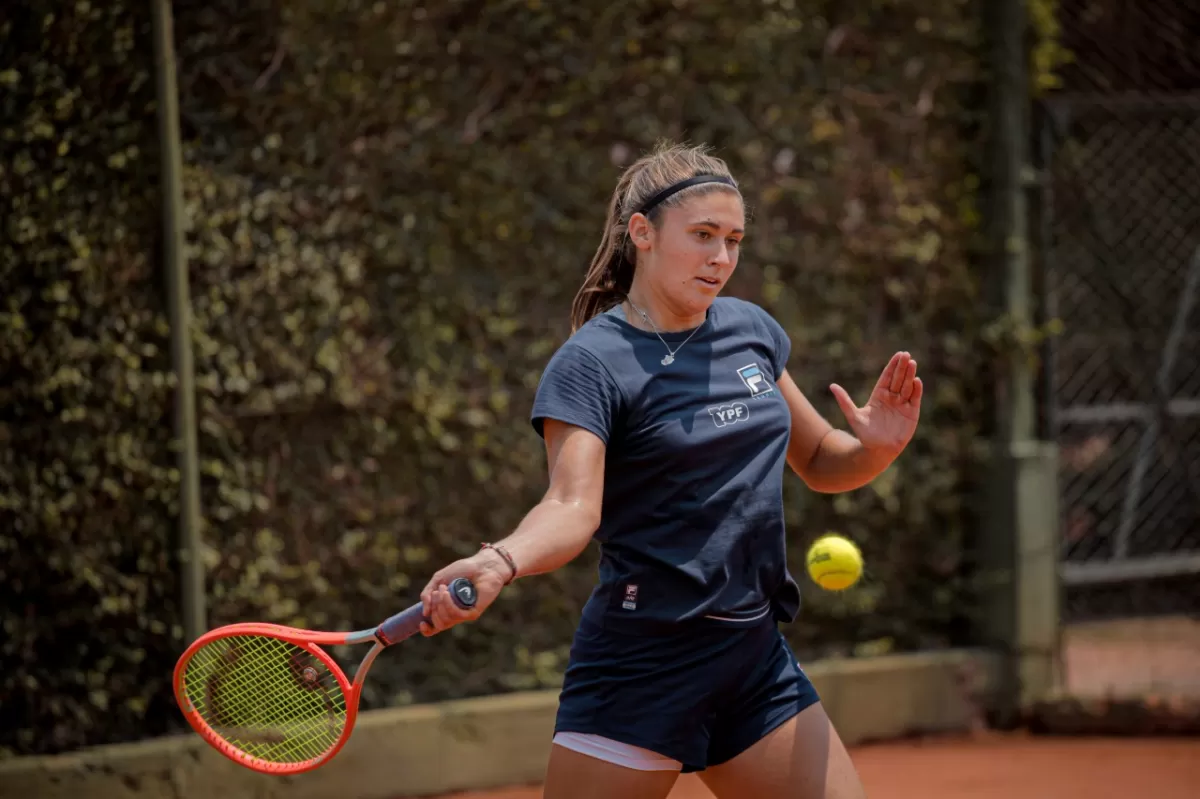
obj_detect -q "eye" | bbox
[727,237,741,247]
[695,230,711,240]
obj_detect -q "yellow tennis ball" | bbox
[805,534,863,591]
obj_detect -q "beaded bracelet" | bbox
[480,542,518,584]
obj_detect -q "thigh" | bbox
[698,702,866,799]
[544,740,680,799]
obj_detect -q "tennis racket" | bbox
[173,577,477,775]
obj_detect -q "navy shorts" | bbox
[553,614,822,773]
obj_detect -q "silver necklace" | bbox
[625,298,702,366]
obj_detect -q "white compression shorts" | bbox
[552,731,683,772]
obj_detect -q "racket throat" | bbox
[345,628,385,646]
[352,642,386,688]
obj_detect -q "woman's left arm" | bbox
[779,351,923,494]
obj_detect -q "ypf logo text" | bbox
[707,402,750,428]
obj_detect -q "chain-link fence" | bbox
[1051,0,1200,94]
[1037,0,1200,711]
[1039,91,1200,701]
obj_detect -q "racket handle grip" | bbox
[376,577,478,645]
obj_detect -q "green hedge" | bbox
[1,2,182,755]
[3,0,989,756]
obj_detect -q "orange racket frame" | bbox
[173,578,477,775]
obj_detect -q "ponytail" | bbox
[570,182,635,332]
[566,164,643,328]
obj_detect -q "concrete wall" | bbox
[0,648,1000,799]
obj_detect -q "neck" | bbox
[625,279,706,333]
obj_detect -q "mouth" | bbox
[694,276,721,288]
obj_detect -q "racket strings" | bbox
[182,634,348,764]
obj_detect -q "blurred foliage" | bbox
[0,2,183,756]
[1029,0,1073,95]
[3,0,995,756]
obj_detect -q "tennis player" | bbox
[418,142,922,798]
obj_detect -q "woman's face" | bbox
[629,190,745,319]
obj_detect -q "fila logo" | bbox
[708,402,750,427]
[737,363,775,398]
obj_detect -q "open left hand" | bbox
[829,351,923,457]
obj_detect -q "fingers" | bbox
[897,357,918,401]
[421,584,477,637]
[431,585,454,631]
[829,383,858,422]
[417,552,505,638]
[888,352,911,394]
[419,569,448,637]
[420,571,445,620]
[875,351,919,403]
[908,376,923,408]
[875,352,902,394]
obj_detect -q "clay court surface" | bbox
[417,733,1200,799]
[407,618,1200,798]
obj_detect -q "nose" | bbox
[710,243,732,266]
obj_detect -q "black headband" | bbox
[634,174,737,216]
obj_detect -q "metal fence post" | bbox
[152,0,206,643]
[978,0,1062,724]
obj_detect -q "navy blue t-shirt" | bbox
[530,296,802,634]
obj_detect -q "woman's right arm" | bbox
[417,418,606,635]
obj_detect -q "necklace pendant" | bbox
[661,354,675,366]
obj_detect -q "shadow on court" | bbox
[413,733,1200,799]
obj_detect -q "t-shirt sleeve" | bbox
[530,343,623,444]
[754,304,792,379]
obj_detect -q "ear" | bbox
[627,212,654,252]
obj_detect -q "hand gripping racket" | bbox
[173,577,477,775]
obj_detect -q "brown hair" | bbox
[569,141,741,332]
